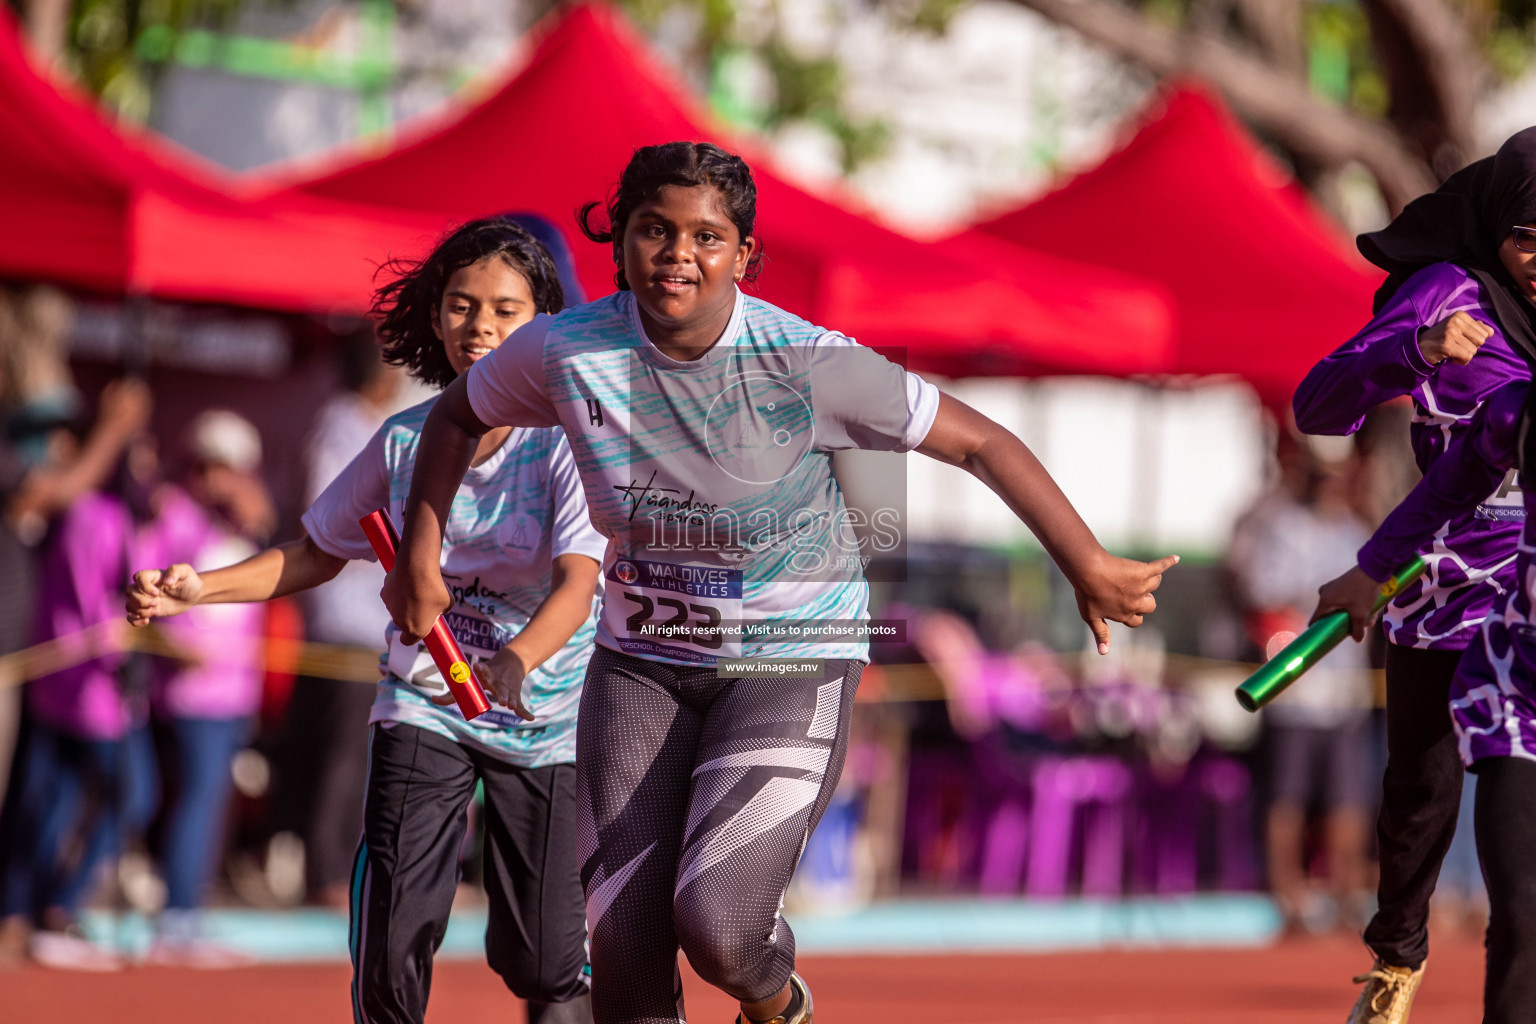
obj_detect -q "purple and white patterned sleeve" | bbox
[1292,280,1434,435]
[1358,381,1528,580]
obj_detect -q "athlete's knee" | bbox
[1381,752,1461,808]
[487,941,590,1004]
[674,928,759,996]
[673,900,777,998]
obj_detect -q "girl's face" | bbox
[621,184,755,339]
[431,256,537,377]
[1498,221,1536,301]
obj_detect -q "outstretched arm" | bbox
[916,393,1177,653]
[126,535,347,626]
[382,375,486,643]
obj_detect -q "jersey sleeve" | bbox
[1292,275,1435,435]
[1357,380,1526,580]
[808,334,940,452]
[300,427,392,562]
[464,315,562,429]
[546,430,608,563]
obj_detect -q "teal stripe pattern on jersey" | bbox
[369,399,598,767]
[535,291,921,666]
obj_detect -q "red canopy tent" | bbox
[0,9,445,312]
[962,85,1384,406]
[256,2,1174,378]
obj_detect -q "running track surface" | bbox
[4,934,1485,1023]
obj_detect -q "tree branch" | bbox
[1232,0,1305,79]
[997,0,1438,210]
[1360,0,1485,172]
[20,0,70,63]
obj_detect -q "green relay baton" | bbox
[1235,557,1428,713]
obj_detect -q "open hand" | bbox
[1074,551,1180,654]
[1419,311,1494,366]
[474,647,534,722]
[126,564,203,626]
[1311,565,1383,642]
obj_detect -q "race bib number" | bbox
[604,557,742,663]
[1476,468,1525,522]
[386,608,500,694]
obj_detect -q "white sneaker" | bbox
[143,939,255,970]
[29,928,125,972]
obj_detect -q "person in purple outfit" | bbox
[1310,126,1536,1024]
[2,435,163,972]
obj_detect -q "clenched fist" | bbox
[126,564,204,626]
[1418,311,1494,366]
[1311,565,1384,642]
[381,564,451,646]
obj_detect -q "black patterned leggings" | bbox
[576,646,860,1024]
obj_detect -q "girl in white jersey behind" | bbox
[126,218,604,1024]
[383,143,1179,1024]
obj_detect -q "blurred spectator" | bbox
[1,286,82,470]
[179,410,275,546]
[915,609,1069,747]
[267,331,399,907]
[924,610,1066,890]
[0,315,150,971]
[0,424,161,971]
[0,288,149,811]
[139,412,269,965]
[1228,431,1375,934]
[1350,402,1420,529]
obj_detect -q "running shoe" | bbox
[142,938,255,970]
[1347,959,1425,1024]
[737,972,813,1024]
[28,927,125,972]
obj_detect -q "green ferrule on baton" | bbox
[1234,556,1427,713]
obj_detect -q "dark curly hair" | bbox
[578,141,764,292]
[371,217,565,389]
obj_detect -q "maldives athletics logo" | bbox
[614,560,640,585]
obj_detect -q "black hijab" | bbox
[1357,128,1536,467]
[1357,127,1536,360]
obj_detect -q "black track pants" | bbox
[349,723,590,1024]
[1363,644,1467,968]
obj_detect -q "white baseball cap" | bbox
[185,409,262,472]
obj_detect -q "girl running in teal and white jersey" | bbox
[383,143,1178,1024]
[128,218,603,1024]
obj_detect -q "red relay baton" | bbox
[359,508,491,721]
